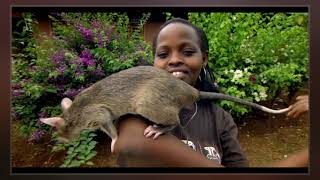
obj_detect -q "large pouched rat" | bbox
[40,66,289,152]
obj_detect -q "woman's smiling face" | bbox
[153,23,208,87]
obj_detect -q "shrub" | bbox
[188,12,308,118]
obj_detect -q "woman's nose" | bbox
[168,52,184,66]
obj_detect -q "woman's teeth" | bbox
[172,72,185,78]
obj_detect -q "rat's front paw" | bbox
[143,125,164,139]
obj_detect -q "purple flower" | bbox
[12,90,24,97]
[63,87,86,98]
[80,57,95,66]
[76,24,94,42]
[57,65,67,74]
[80,49,93,58]
[80,49,95,67]
[28,129,47,144]
[64,88,78,97]
[70,58,82,67]
[75,70,84,77]
[51,50,65,64]
[91,20,101,29]
[12,83,22,90]
[97,34,104,48]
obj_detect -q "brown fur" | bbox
[58,66,199,141]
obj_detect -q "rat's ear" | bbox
[61,97,73,111]
[40,117,65,128]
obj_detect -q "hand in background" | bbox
[287,95,309,118]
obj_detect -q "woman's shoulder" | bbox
[202,101,233,118]
[198,101,235,129]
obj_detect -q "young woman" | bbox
[113,18,248,167]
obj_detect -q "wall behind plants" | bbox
[188,12,308,118]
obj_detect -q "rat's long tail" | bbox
[199,92,289,114]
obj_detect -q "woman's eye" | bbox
[183,50,195,56]
[157,52,168,59]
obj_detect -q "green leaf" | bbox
[86,161,94,166]
[68,160,81,167]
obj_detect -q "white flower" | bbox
[229,69,234,73]
[262,79,267,84]
[259,91,268,100]
[233,70,243,79]
[245,58,252,63]
[252,92,261,102]
[224,70,229,74]
[231,70,243,82]
[244,68,248,73]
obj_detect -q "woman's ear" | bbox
[202,51,208,67]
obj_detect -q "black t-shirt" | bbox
[172,101,249,167]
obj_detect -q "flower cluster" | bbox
[51,50,65,64]
[232,70,244,81]
[252,91,268,102]
[12,83,24,98]
[63,87,86,98]
[27,129,48,144]
[76,24,94,42]
[80,49,95,67]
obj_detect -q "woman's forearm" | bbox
[114,116,223,167]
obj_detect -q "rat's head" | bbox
[40,97,83,142]
[153,18,218,93]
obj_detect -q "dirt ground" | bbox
[11,93,309,168]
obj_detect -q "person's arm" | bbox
[273,95,309,167]
[287,95,309,118]
[113,116,223,167]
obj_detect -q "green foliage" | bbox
[188,12,308,118]
[52,130,98,167]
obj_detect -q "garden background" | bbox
[11,9,309,167]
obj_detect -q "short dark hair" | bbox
[152,18,209,56]
[152,18,218,93]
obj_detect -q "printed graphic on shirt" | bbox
[181,140,221,164]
